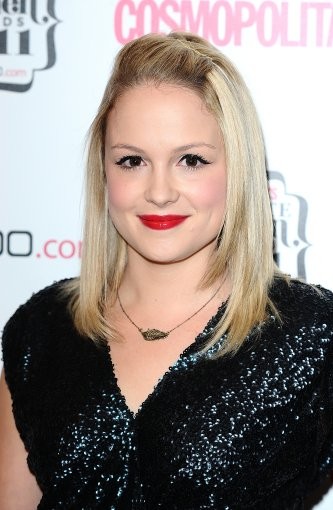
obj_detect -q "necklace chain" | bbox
[117,284,223,341]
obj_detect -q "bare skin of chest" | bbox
[107,304,219,415]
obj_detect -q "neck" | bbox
[118,247,228,307]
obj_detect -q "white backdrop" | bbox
[1,0,333,507]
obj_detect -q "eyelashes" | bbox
[115,153,212,170]
[115,155,143,168]
[178,154,211,169]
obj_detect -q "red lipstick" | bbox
[138,215,189,230]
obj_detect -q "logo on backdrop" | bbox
[0,231,81,259]
[0,0,60,92]
[114,0,333,47]
[269,171,310,280]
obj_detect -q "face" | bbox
[104,84,227,266]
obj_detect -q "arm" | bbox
[0,371,42,510]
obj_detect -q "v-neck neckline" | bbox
[101,301,227,420]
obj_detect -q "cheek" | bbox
[192,173,227,210]
[106,175,134,211]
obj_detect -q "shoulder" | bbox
[269,276,333,330]
[1,278,78,390]
[250,277,333,367]
[2,278,76,340]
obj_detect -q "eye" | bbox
[178,154,211,169]
[115,155,144,169]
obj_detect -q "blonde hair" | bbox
[65,32,282,356]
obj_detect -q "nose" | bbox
[144,166,180,207]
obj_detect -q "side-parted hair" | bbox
[65,32,283,357]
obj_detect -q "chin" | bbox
[141,253,185,265]
[136,247,202,265]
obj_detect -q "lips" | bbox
[138,215,189,230]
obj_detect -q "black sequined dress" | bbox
[2,278,333,509]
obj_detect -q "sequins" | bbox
[2,278,333,509]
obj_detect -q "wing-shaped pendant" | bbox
[140,329,169,341]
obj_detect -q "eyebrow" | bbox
[110,143,217,152]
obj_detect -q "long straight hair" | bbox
[65,32,282,356]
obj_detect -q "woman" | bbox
[0,32,332,509]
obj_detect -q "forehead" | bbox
[106,84,222,145]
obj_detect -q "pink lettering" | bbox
[233,1,256,45]
[180,0,210,38]
[328,6,333,45]
[298,3,308,47]
[137,0,160,36]
[210,1,233,46]
[160,0,180,31]
[59,240,76,259]
[77,241,83,259]
[310,2,330,47]
[114,0,136,44]
[280,2,301,47]
[43,239,57,258]
[257,1,280,47]
[113,0,333,49]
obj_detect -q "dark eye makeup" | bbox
[115,153,211,170]
[115,155,143,168]
[179,154,211,168]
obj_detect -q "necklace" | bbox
[117,284,222,341]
